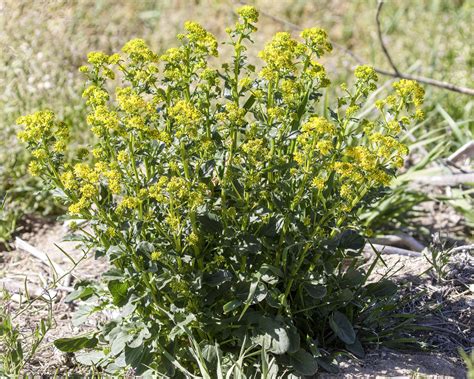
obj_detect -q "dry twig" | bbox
[14,237,69,285]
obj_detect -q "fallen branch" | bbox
[237,0,474,96]
[450,244,474,253]
[364,243,422,257]
[446,141,474,165]
[411,173,474,186]
[370,233,426,252]
[15,237,67,280]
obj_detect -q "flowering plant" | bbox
[18,6,424,376]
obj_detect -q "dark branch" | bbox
[376,1,401,76]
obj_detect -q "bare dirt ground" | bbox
[0,218,472,378]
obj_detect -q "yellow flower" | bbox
[122,38,158,62]
[183,21,218,56]
[151,251,162,261]
[28,161,42,176]
[117,150,128,163]
[80,183,97,199]
[168,100,201,138]
[301,116,336,136]
[87,51,109,65]
[187,232,199,246]
[345,105,360,117]
[354,65,378,82]
[82,85,109,107]
[393,79,424,106]
[300,27,332,57]
[316,140,333,156]
[32,149,48,160]
[104,169,122,194]
[311,177,325,190]
[68,197,89,215]
[117,196,141,212]
[237,5,259,23]
[259,32,299,79]
[60,171,77,190]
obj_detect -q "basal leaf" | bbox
[329,311,356,344]
[54,335,98,353]
[289,349,318,376]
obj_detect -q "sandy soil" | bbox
[0,219,471,377]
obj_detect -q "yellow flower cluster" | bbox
[168,100,201,139]
[116,87,147,114]
[17,110,59,144]
[122,38,159,63]
[182,21,218,57]
[259,32,300,80]
[301,116,336,136]
[241,138,268,165]
[83,85,109,107]
[86,105,119,136]
[300,27,332,57]
[237,5,259,23]
[354,65,378,82]
[393,79,425,107]
[117,196,141,213]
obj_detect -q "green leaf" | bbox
[289,349,318,376]
[198,213,223,235]
[75,350,107,366]
[223,299,242,313]
[108,280,129,306]
[64,286,95,302]
[243,94,256,110]
[124,345,144,367]
[54,335,98,352]
[253,317,290,355]
[333,230,365,250]
[365,279,398,297]
[287,325,300,354]
[329,311,356,344]
[346,337,365,358]
[316,357,339,373]
[204,269,233,287]
[303,281,327,299]
[341,268,365,288]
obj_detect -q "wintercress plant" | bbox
[17,5,424,376]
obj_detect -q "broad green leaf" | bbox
[365,279,398,297]
[75,350,107,366]
[289,349,318,376]
[203,269,233,287]
[333,230,365,250]
[223,299,242,313]
[316,357,339,373]
[124,345,144,366]
[198,213,223,235]
[329,311,356,344]
[303,281,327,299]
[287,325,300,354]
[54,335,98,352]
[64,286,95,302]
[346,337,365,358]
[108,280,129,306]
[253,317,290,355]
